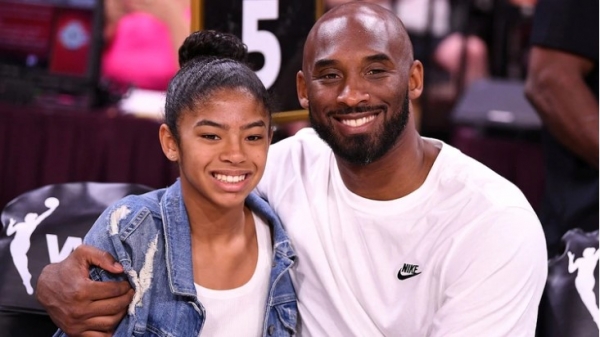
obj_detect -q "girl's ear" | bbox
[159,124,179,162]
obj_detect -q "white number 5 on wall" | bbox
[242,0,281,89]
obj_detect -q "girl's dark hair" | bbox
[165,30,273,143]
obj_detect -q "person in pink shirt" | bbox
[102,0,190,91]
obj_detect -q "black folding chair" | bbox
[0,182,153,336]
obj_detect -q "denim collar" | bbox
[159,180,296,297]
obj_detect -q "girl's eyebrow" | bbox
[194,119,266,130]
[194,120,223,128]
[242,120,266,130]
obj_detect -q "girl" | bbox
[55,30,297,336]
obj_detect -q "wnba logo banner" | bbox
[541,229,599,337]
[5,196,74,295]
[0,182,152,313]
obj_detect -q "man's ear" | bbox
[296,70,309,109]
[159,124,179,162]
[408,60,424,100]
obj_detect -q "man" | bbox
[37,3,547,336]
[524,0,598,258]
[525,1,598,335]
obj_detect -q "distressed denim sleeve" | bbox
[81,201,137,335]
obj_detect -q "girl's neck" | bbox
[190,205,258,289]
[185,199,250,244]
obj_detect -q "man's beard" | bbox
[310,93,410,166]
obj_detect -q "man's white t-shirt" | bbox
[257,128,547,337]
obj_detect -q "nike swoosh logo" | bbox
[397,271,422,280]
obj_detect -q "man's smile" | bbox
[339,114,376,127]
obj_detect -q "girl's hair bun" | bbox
[178,30,248,67]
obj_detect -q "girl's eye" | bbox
[201,134,220,140]
[247,135,263,141]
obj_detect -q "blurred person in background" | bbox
[396,0,490,94]
[399,0,536,92]
[102,0,191,91]
[525,0,598,257]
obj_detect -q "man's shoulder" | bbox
[435,141,533,211]
[268,128,332,165]
[432,145,544,257]
[271,128,327,150]
[259,128,331,198]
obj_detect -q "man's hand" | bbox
[36,245,134,337]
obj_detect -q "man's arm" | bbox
[36,245,134,337]
[525,46,599,168]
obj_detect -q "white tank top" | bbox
[195,213,272,336]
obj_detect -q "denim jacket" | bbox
[54,180,297,337]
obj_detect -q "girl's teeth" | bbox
[214,174,246,183]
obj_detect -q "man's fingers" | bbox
[86,282,134,316]
[58,288,132,336]
[73,245,124,274]
[36,245,131,336]
[85,280,133,302]
[75,312,129,336]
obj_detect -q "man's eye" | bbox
[367,69,386,75]
[319,73,339,80]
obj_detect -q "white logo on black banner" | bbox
[568,248,600,328]
[7,197,59,295]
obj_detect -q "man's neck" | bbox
[335,130,440,201]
